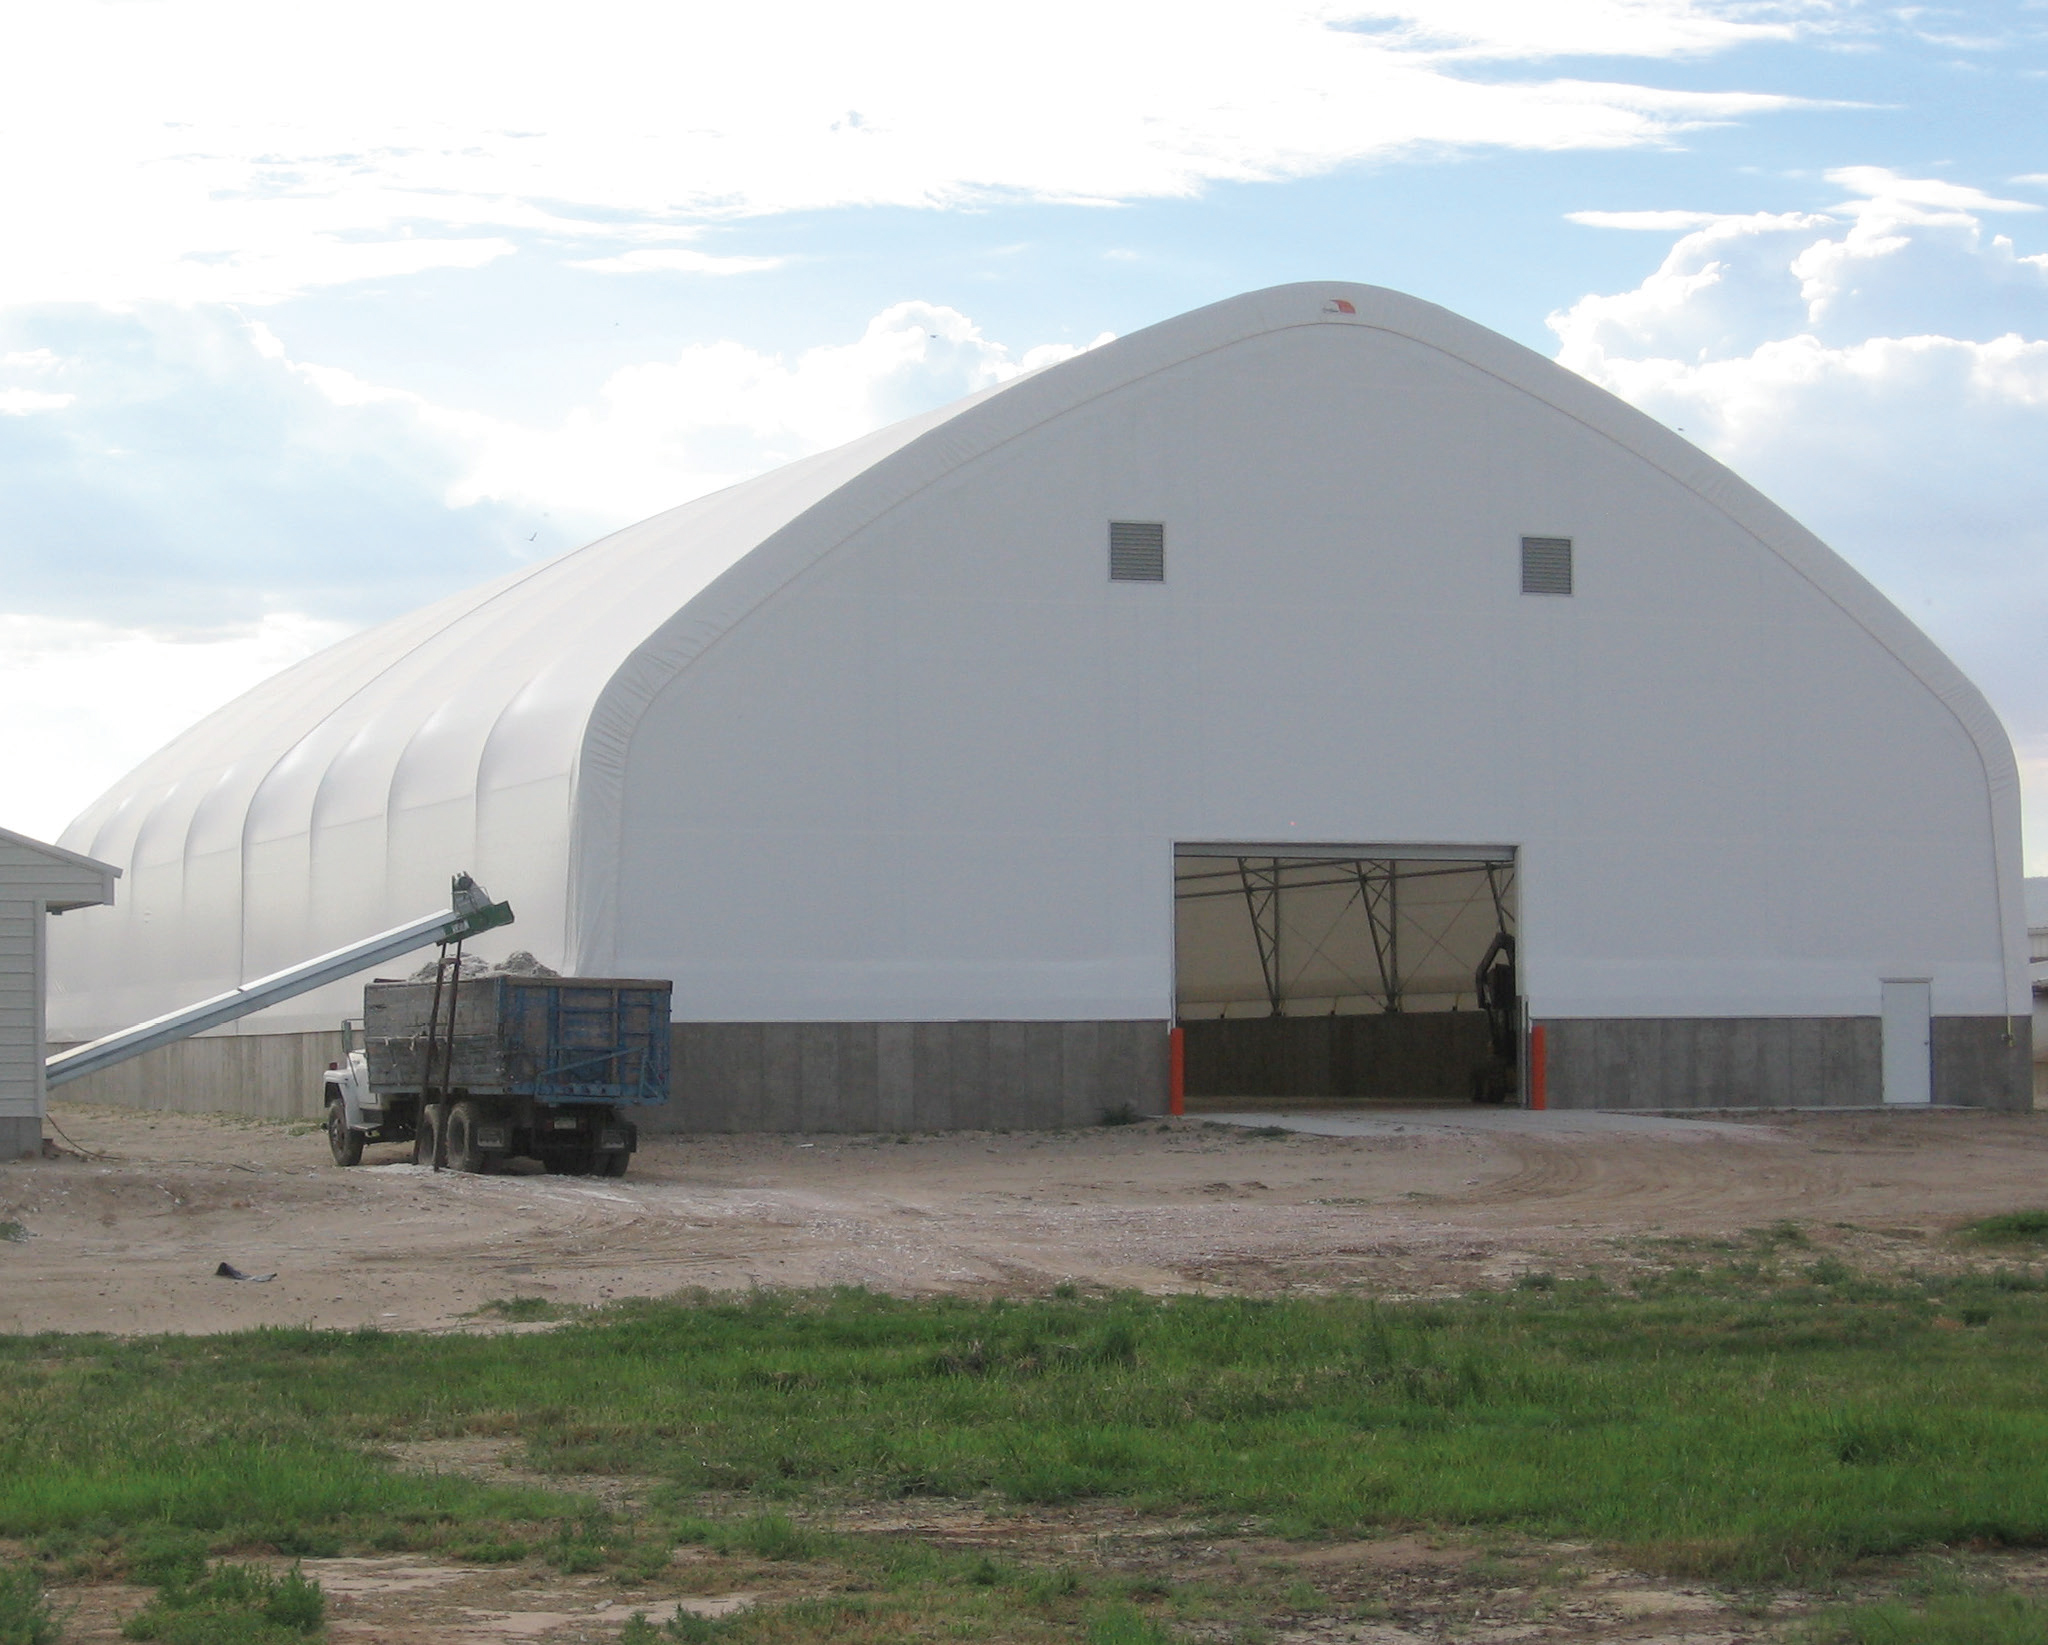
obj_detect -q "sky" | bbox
[2,0,2045,871]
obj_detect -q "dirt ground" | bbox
[11,1101,2048,1642]
[45,1520,2048,1645]
[22,1527,1996,1645]
[5,1100,2044,1335]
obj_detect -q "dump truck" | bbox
[323,972,671,1176]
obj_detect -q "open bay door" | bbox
[1173,845,1519,1105]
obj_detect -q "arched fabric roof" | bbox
[49,386,1006,1033]
[50,283,2028,1037]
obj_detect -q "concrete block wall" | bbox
[40,1021,1172,1133]
[1932,1016,2034,1111]
[1543,1016,2032,1111]
[41,1015,2028,1126]
[44,1031,344,1122]
[651,1020,1171,1134]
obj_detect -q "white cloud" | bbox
[1568,208,1727,229]
[0,348,76,415]
[0,297,1105,628]
[1908,30,2005,51]
[570,250,788,276]
[0,389,72,416]
[1824,166,2041,215]
[0,1,1819,308]
[0,306,569,628]
[1334,0,1807,57]
[1552,169,2048,871]
[0,613,351,841]
[286,300,1114,524]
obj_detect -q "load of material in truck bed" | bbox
[364,975,671,1105]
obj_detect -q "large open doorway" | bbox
[1173,845,1519,1105]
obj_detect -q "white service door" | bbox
[1881,980,1932,1106]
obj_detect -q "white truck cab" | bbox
[323,1018,377,1166]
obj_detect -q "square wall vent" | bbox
[1110,521,1165,582]
[1521,536,1573,596]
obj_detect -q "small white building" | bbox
[45,284,2034,1124]
[1,828,117,1157]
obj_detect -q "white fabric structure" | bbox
[49,284,2028,1069]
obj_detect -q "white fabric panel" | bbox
[46,283,2025,1040]
[601,304,2021,1022]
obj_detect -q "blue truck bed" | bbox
[363,975,671,1106]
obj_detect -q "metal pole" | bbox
[432,939,464,1171]
[1355,861,1403,1013]
[1387,865,1401,1013]
[1270,859,1282,1018]
[1236,857,1285,1017]
[418,944,448,1166]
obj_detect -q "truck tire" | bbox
[598,1149,629,1178]
[446,1101,487,1175]
[415,1105,441,1167]
[325,1096,364,1167]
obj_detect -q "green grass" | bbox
[0,1329,564,1554]
[1959,1211,2048,1244]
[9,1268,2048,1589]
[120,1561,324,1643]
[1083,1602,1181,1644]
[614,1558,1211,1645]
[474,1297,570,1323]
[0,1562,60,1645]
[1791,1591,2048,1643]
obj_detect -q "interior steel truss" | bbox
[1176,851,1516,1018]
[1234,858,1287,1016]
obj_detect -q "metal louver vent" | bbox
[1520,536,1573,596]
[1109,521,1165,582]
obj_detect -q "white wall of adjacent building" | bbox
[0,828,117,1152]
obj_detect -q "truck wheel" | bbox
[325,1096,364,1167]
[446,1101,487,1175]
[415,1106,441,1167]
[598,1149,628,1178]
